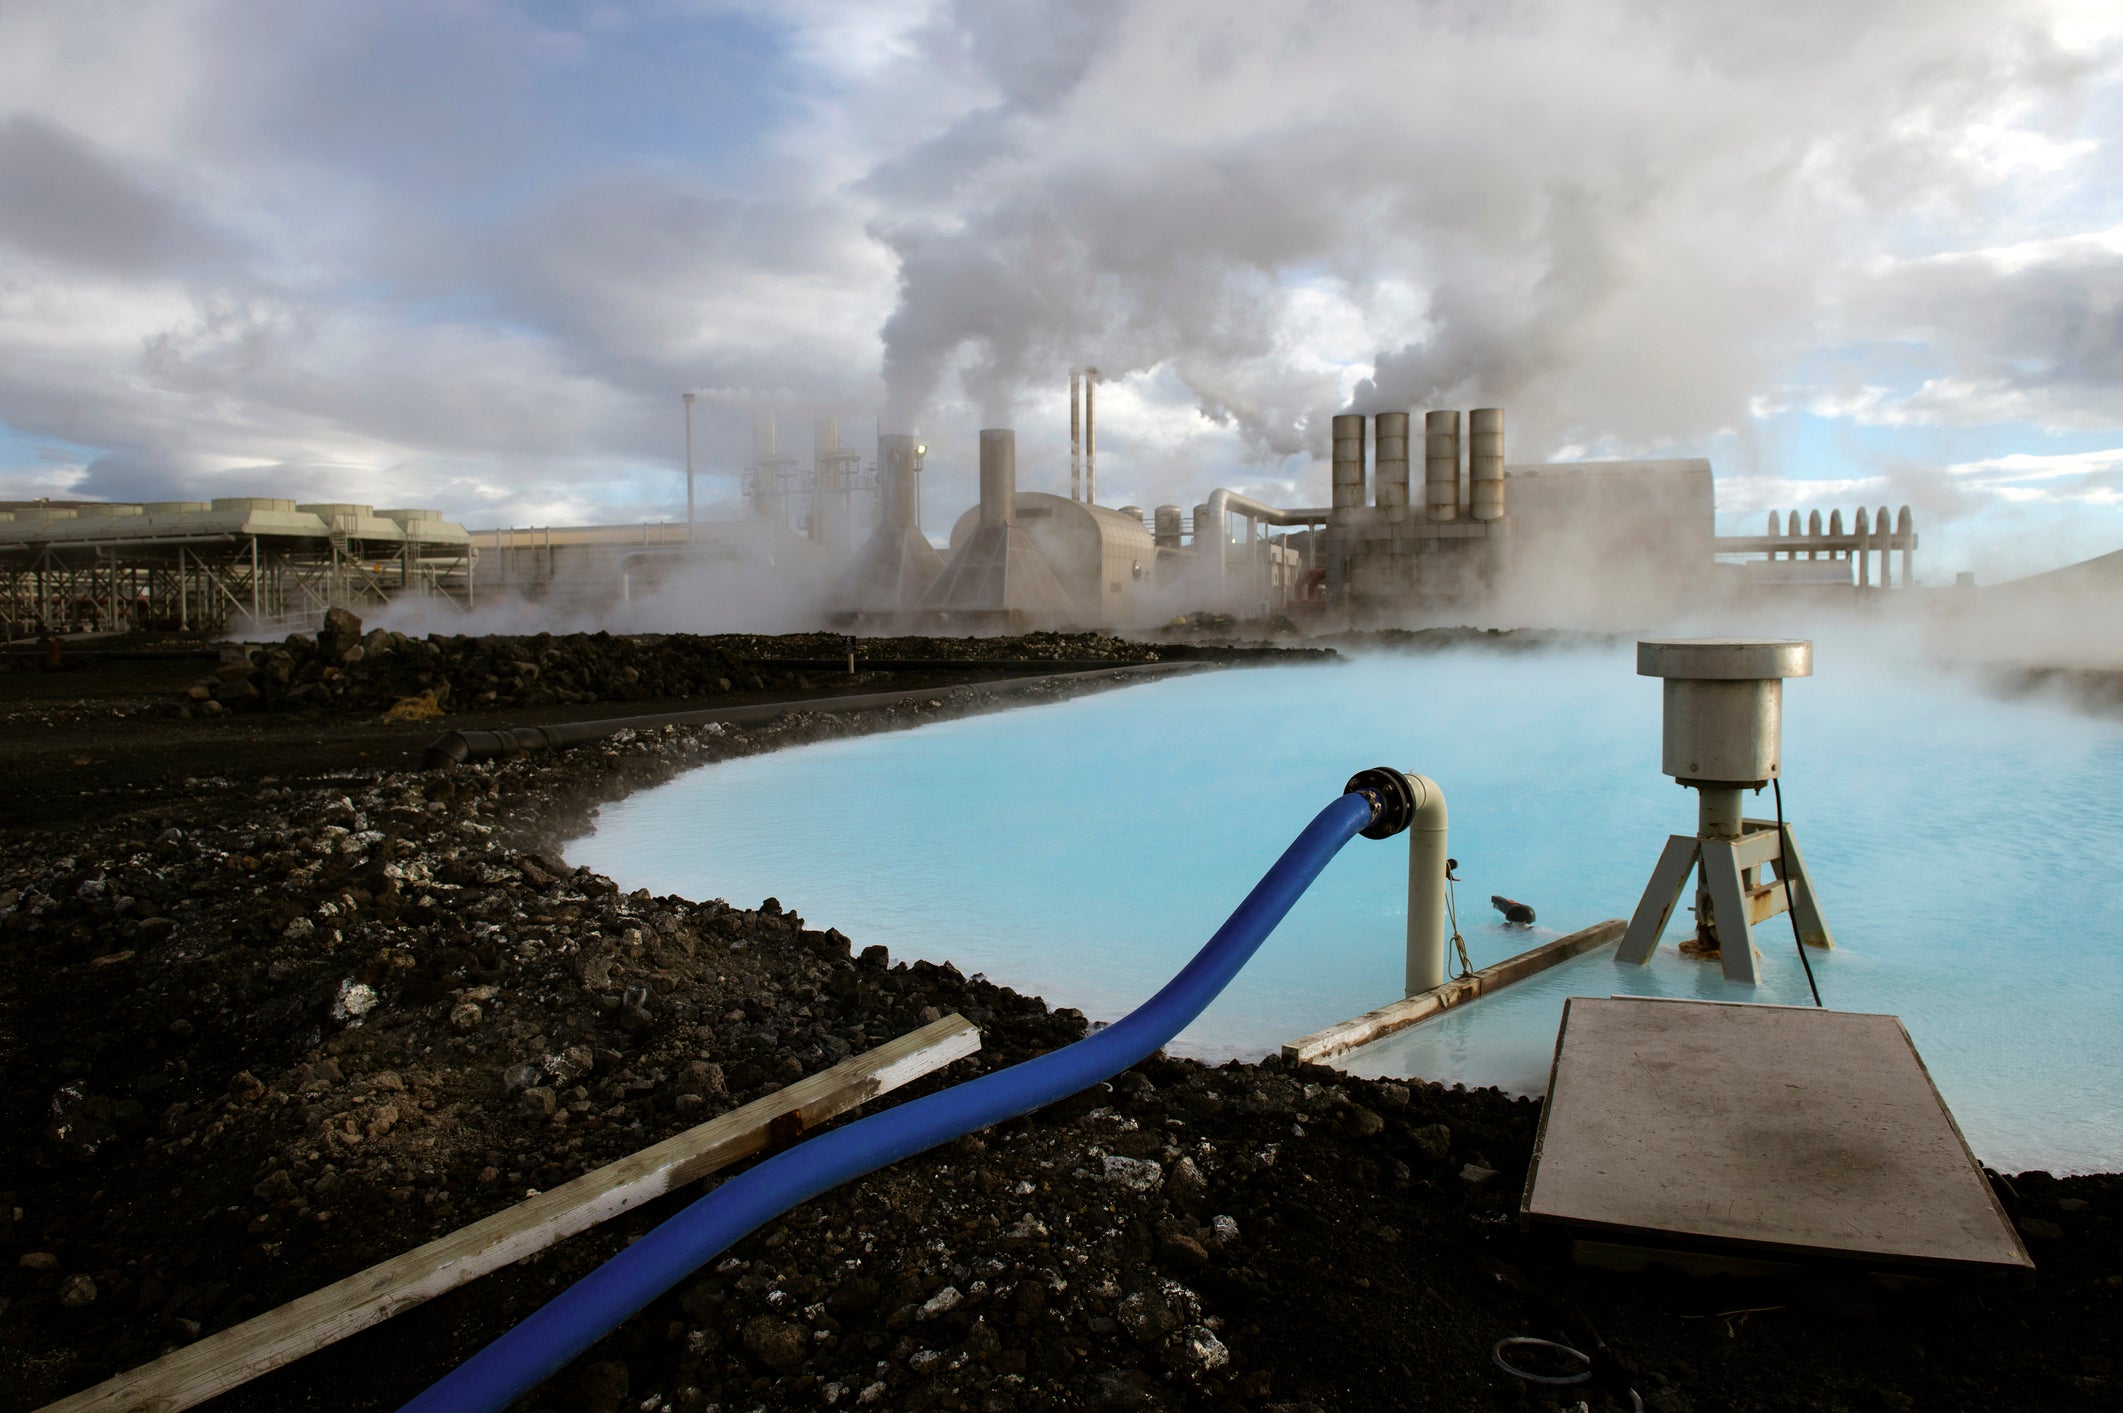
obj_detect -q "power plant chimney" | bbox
[1469,407,1505,521]
[1331,414,1367,511]
[1374,412,1410,510]
[1424,411,1459,522]
[979,428,1016,527]
[1084,368,1099,506]
[1069,370,1082,502]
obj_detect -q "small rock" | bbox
[918,1285,962,1320]
[572,1358,629,1413]
[1158,1233,1209,1270]
[520,1086,558,1118]
[331,980,377,1021]
[57,1274,98,1308]
[1101,1154,1164,1192]
[18,1252,58,1272]
[1212,1214,1240,1245]
[1411,1122,1452,1163]
[2017,1216,2064,1243]
[742,1314,808,1373]
[228,1070,266,1103]
[1459,1163,1498,1186]
[1345,1105,1384,1137]
[283,917,316,941]
[1176,1324,1229,1371]
[500,1063,543,1092]
[449,1002,483,1032]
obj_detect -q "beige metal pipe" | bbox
[1373,412,1409,509]
[1469,408,1504,521]
[1401,772,1450,995]
[1424,410,1459,521]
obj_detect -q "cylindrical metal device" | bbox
[1119,505,1143,524]
[1638,639,1813,786]
[1876,504,1894,587]
[1192,503,1214,550]
[1765,511,1781,559]
[1854,506,1870,587]
[978,429,1015,529]
[878,434,919,530]
[1424,410,1460,521]
[1331,414,1366,511]
[1898,505,1914,587]
[1807,508,1822,559]
[1153,505,1184,548]
[1468,407,1505,521]
[1787,509,1802,538]
[1373,412,1410,509]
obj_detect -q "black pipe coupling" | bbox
[1344,766,1416,839]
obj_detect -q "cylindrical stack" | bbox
[1424,410,1459,521]
[1765,511,1782,560]
[1069,371,1082,502]
[1153,505,1184,549]
[1898,506,1914,587]
[1854,507,1870,587]
[1192,503,1215,549]
[1876,505,1893,587]
[978,429,1016,529]
[1086,369,1103,507]
[878,434,918,530]
[1373,412,1410,509]
[1331,414,1367,511]
[1469,407,1505,521]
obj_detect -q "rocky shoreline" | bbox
[2,634,2118,1412]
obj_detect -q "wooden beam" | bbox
[1283,920,1625,1066]
[40,1013,983,1413]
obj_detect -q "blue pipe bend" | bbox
[401,788,1379,1413]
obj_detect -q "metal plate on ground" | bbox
[1522,997,2032,1275]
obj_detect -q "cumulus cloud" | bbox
[0,0,2117,553]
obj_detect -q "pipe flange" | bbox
[1344,767,1415,839]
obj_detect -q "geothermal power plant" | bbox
[0,378,1925,637]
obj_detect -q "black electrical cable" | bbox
[1771,776,1823,1008]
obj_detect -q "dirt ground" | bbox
[1,630,2116,1413]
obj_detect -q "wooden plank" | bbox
[40,1013,983,1413]
[1282,919,1625,1065]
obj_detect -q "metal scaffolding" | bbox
[0,500,476,638]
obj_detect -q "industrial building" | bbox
[0,498,473,637]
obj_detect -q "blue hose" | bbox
[401,788,1379,1413]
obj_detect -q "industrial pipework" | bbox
[398,772,1417,1413]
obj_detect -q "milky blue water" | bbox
[566,644,2123,1173]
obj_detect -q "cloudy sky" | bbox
[1,0,2118,581]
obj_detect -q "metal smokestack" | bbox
[1069,370,1082,502]
[979,429,1016,529]
[878,434,918,530]
[1424,411,1459,522]
[1373,412,1410,509]
[1084,368,1098,506]
[1469,407,1504,521]
[1331,414,1366,511]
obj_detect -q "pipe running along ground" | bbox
[398,773,1413,1413]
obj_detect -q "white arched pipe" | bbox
[1401,772,1450,995]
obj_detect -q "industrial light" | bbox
[915,444,926,456]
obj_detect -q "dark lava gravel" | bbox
[1,639,2117,1413]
